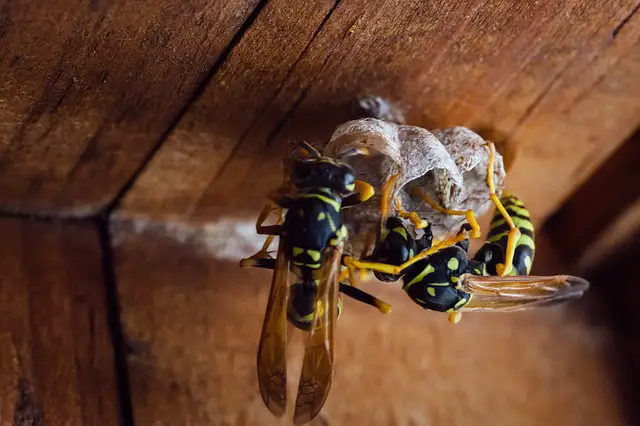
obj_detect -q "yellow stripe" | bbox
[293,261,321,269]
[502,196,524,207]
[293,247,304,256]
[454,297,468,308]
[297,193,340,212]
[508,205,530,218]
[326,213,337,232]
[392,227,408,240]
[447,257,459,270]
[517,234,535,250]
[406,264,435,287]
[307,250,321,262]
[490,216,534,232]
[427,287,436,297]
[487,231,509,243]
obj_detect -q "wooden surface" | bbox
[544,128,640,262]
[112,223,624,426]
[0,218,120,425]
[118,0,640,227]
[1,1,640,425]
[0,0,260,215]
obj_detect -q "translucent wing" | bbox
[459,274,589,311]
[256,239,290,417]
[293,245,342,425]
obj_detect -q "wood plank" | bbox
[0,0,260,215]
[118,0,640,228]
[0,217,120,425]
[582,230,640,425]
[113,221,624,426]
[543,127,640,262]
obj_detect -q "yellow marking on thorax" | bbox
[293,247,304,257]
[392,227,408,240]
[406,264,435,287]
[297,193,340,212]
[447,257,459,270]
[326,213,337,232]
[427,287,436,297]
[317,212,326,220]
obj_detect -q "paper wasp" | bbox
[345,142,589,323]
[239,141,389,425]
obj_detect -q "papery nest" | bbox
[323,118,506,254]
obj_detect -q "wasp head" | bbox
[291,157,356,195]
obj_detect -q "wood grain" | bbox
[0,218,119,426]
[0,0,260,215]
[113,222,624,426]
[543,127,640,262]
[118,0,640,229]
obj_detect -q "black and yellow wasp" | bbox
[345,142,589,323]
[239,142,389,425]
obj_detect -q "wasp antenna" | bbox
[298,141,321,158]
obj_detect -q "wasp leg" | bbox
[394,196,428,229]
[342,180,375,208]
[245,204,285,261]
[380,173,401,224]
[448,311,463,324]
[343,229,474,278]
[484,141,521,276]
[354,226,380,284]
[239,257,276,269]
[338,283,391,314]
[411,187,481,240]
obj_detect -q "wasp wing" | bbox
[293,245,342,425]
[459,274,589,311]
[256,239,290,417]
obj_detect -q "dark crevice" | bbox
[265,87,311,145]
[263,0,341,146]
[611,2,640,41]
[96,215,135,426]
[242,0,341,145]
[13,378,44,426]
[585,233,640,426]
[100,0,272,217]
[509,63,567,136]
[197,0,342,191]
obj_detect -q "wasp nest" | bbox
[323,118,506,254]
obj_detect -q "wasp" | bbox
[239,141,389,425]
[345,142,589,324]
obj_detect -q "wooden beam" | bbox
[112,218,624,426]
[0,217,121,425]
[0,0,261,215]
[116,0,640,232]
[543,126,640,262]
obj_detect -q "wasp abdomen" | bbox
[480,193,535,276]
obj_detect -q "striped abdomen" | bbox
[482,193,535,276]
